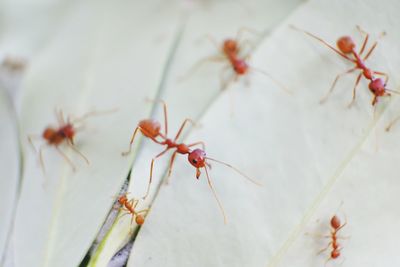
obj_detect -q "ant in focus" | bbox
[122,99,261,223]
[292,25,399,107]
[181,28,290,93]
[28,108,112,173]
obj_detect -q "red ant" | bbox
[117,194,148,226]
[307,213,347,266]
[122,100,261,223]
[317,215,347,265]
[181,29,290,93]
[1,55,26,72]
[292,25,399,106]
[28,108,110,173]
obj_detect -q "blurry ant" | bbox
[28,108,113,173]
[181,28,290,93]
[317,215,347,266]
[292,25,399,107]
[1,56,26,72]
[117,194,148,226]
[122,99,261,223]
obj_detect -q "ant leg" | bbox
[317,241,332,255]
[54,108,66,125]
[372,95,378,106]
[188,141,205,150]
[320,68,357,104]
[66,140,89,164]
[238,40,257,55]
[374,71,389,85]
[219,64,231,89]
[145,99,168,136]
[143,148,170,199]
[323,256,333,267]
[221,71,236,90]
[116,211,131,222]
[356,25,369,56]
[290,25,355,62]
[55,146,77,171]
[363,31,386,60]
[235,27,261,43]
[235,28,260,50]
[347,73,363,108]
[38,145,47,175]
[305,232,331,239]
[386,115,400,131]
[70,109,117,124]
[166,151,178,184]
[121,127,140,156]
[133,199,139,208]
[178,54,226,82]
[337,213,348,232]
[136,209,149,216]
[127,199,135,208]
[27,134,41,153]
[174,118,195,141]
[195,34,219,50]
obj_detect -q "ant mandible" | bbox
[182,28,290,93]
[28,108,108,173]
[122,99,261,223]
[117,194,149,226]
[292,25,398,107]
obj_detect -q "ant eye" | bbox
[192,159,197,164]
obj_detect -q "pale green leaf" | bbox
[127,0,400,266]
[0,88,20,265]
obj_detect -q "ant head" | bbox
[42,127,57,141]
[135,214,145,225]
[337,36,355,54]
[368,78,386,96]
[188,149,206,177]
[331,249,340,259]
[139,119,161,138]
[233,60,249,75]
[60,124,75,139]
[118,195,128,205]
[330,215,341,229]
[223,39,238,54]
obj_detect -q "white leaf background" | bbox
[0,87,20,266]
[1,0,400,267]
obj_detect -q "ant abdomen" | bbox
[331,250,340,259]
[138,119,161,138]
[337,36,355,54]
[330,215,341,230]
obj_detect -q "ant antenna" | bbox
[204,165,227,224]
[289,25,354,62]
[205,157,262,186]
[386,88,400,94]
[251,67,292,94]
[70,108,118,124]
